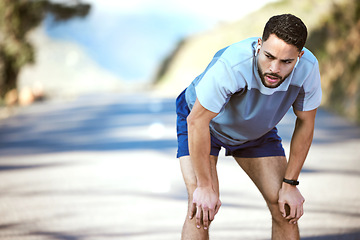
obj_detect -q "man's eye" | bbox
[265,54,273,59]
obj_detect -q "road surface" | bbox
[0,92,359,240]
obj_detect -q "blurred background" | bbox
[0,0,359,239]
[0,0,359,123]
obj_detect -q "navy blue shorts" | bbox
[176,89,285,158]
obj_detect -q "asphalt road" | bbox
[0,92,359,240]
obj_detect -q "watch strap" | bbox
[283,178,299,186]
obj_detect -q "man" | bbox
[176,14,322,239]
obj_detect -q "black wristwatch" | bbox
[283,178,299,186]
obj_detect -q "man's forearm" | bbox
[187,119,213,187]
[285,111,316,180]
[186,99,218,188]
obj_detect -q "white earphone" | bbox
[294,57,300,68]
[255,44,261,57]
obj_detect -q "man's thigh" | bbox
[179,155,219,199]
[234,156,287,204]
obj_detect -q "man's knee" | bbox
[267,201,289,225]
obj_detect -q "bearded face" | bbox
[256,34,303,88]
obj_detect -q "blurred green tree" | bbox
[0,0,90,99]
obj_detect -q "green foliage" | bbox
[307,0,360,124]
[0,0,91,98]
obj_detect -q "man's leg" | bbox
[234,156,300,240]
[179,155,219,240]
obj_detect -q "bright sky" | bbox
[47,0,279,82]
[79,0,277,23]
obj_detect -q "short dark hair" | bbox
[262,14,307,52]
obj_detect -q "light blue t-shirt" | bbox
[185,37,322,146]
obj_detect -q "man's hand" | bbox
[190,186,221,230]
[278,183,305,224]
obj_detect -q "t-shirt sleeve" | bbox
[293,60,322,111]
[195,58,240,113]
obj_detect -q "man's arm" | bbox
[187,98,220,229]
[278,108,317,224]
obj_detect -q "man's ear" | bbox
[298,50,304,59]
[294,51,304,68]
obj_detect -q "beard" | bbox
[257,63,291,88]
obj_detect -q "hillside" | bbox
[18,26,127,101]
[306,0,360,124]
[153,0,360,124]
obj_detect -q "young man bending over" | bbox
[176,14,322,240]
